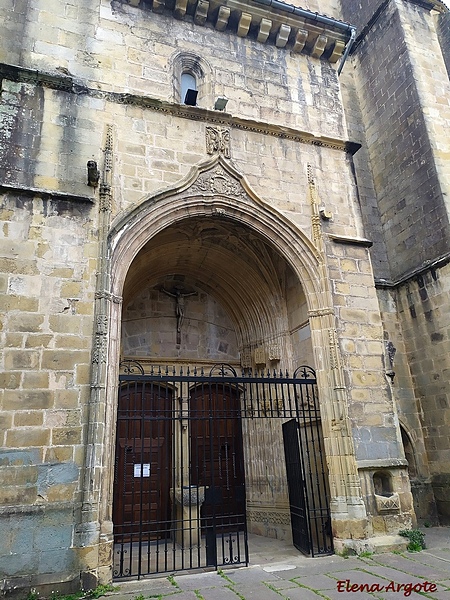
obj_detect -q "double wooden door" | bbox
[113,382,245,541]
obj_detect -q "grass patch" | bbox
[399,529,426,552]
[27,584,119,600]
[217,569,234,584]
[167,575,180,590]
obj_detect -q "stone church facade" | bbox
[0,0,449,595]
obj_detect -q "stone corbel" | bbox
[194,0,209,25]
[276,24,291,48]
[293,29,308,53]
[216,5,230,31]
[238,12,252,37]
[329,39,346,63]
[257,18,272,43]
[311,35,328,58]
[174,0,188,19]
[153,0,165,11]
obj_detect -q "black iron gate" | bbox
[113,363,332,579]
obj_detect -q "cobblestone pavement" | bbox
[107,528,450,600]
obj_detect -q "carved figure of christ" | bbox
[162,286,197,342]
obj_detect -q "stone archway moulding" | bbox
[108,154,324,304]
[81,154,368,583]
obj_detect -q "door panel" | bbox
[113,385,172,540]
[189,385,245,531]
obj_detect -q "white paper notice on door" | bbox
[134,463,150,477]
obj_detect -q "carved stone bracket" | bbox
[95,290,123,304]
[375,493,400,514]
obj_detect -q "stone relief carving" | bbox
[328,327,339,370]
[268,343,281,362]
[189,164,246,198]
[247,510,291,526]
[206,126,231,158]
[307,164,322,245]
[254,347,265,365]
[92,315,108,364]
[99,124,113,212]
[240,348,252,368]
[375,493,400,514]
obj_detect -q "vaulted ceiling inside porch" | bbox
[122,216,304,347]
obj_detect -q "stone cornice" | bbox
[375,251,450,290]
[123,0,353,63]
[0,63,361,154]
[0,182,94,203]
[0,62,74,91]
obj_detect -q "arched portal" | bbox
[100,156,367,578]
[120,216,313,369]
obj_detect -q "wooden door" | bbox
[189,385,245,531]
[113,384,172,541]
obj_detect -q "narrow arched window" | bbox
[181,72,197,106]
[172,52,212,106]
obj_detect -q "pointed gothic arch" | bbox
[108,155,324,304]
[93,154,368,564]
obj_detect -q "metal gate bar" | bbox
[113,363,332,579]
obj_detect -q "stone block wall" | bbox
[340,0,450,282]
[376,286,438,523]
[0,192,97,593]
[395,262,450,523]
[437,12,450,77]
[326,239,404,462]
[0,0,426,590]
[339,0,450,524]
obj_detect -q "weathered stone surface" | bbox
[1,0,449,593]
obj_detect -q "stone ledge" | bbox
[334,534,408,555]
[375,251,450,289]
[0,182,94,204]
[0,501,77,516]
[329,234,373,247]
[1,63,361,153]
[357,459,409,470]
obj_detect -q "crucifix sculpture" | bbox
[162,285,197,344]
